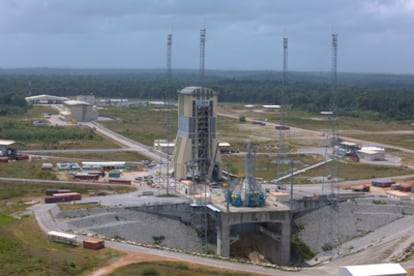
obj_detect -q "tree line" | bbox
[1,69,414,121]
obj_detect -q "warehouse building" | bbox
[25,94,69,105]
[357,146,385,161]
[338,263,406,276]
[262,104,280,112]
[76,95,96,105]
[59,100,98,122]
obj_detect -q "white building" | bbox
[59,100,98,122]
[76,95,96,105]
[338,263,407,276]
[357,146,385,161]
[25,94,69,105]
[263,104,280,112]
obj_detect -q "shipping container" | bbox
[83,239,105,250]
[48,231,77,246]
[390,183,401,190]
[372,179,395,188]
[45,189,71,196]
[108,170,121,178]
[399,184,413,192]
[108,179,131,185]
[73,173,99,180]
[45,192,81,203]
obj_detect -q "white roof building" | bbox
[357,146,385,161]
[0,140,16,146]
[338,263,407,276]
[25,94,69,104]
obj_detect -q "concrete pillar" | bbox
[278,214,291,265]
[216,217,230,257]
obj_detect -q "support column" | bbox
[216,214,230,257]
[278,213,291,265]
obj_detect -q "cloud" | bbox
[0,0,412,73]
[0,0,354,35]
[362,0,414,18]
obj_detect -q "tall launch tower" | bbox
[172,87,221,181]
[172,29,221,182]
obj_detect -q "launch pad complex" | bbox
[171,85,291,265]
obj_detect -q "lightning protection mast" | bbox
[329,33,338,200]
[326,32,340,260]
[165,33,172,194]
[276,37,290,191]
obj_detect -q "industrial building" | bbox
[25,94,69,105]
[262,104,280,112]
[0,140,28,161]
[338,263,407,276]
[357,146,385,161]
[172,86,221,181]
[59,100,98,122]
[76,95,96,105]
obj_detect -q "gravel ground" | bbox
[57,207,203,252]
[295,196,414,264]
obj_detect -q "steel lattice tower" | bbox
[279,37,290,152]
[196,28,210,182]
[329,33,338,198]
[165,33,172,194]
[200,29,206,87]
[276,37,290,188]
[325,33,340,260]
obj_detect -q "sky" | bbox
[0,0,413,74]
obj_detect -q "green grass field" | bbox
[0,181,135,214]
[222,154,414,183]
[299,160,414,182]
[44,150,147,162]
[0,214,120,276]
[0,160,58,179]
[100,106,177,146]
[0,178,136,275]
[0,106,120,150]
[109,261,252,276]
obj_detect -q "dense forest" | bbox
[1,68,414,121]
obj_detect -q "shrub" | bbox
[291,236,315,260]
[152,235,165,245]
[321,243,333,251]
[141,268,160,276]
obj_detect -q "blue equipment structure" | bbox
[225,143,266,207]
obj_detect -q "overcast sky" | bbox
[0,0,413,74]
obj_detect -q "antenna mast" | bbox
[200,29,206,90]
[165,33,173,194]
[329,33,338,198]
[276,37,291,190]
[279,37,289,151]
